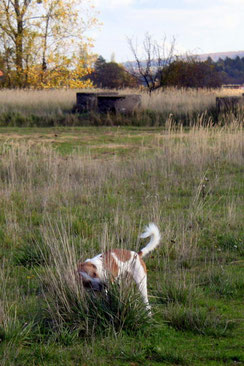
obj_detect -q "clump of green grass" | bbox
[14,241,47,268]
[155,274,201,305]
[161,303,235,336]
[0,262,35,364]
[41,268,151,337]
[87,281,151,335]
[199,267,244,299]
[216,233,244,255]
[39,221,151,337]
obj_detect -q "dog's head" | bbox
[77,261,104,291]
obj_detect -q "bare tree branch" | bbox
[127,33,176,93]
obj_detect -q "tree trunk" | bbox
[15,1,24,86]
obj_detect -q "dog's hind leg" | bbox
[139,276,151,314]
[132,264,151,315]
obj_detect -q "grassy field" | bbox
[0,87,243,127]
[0,123,243,365]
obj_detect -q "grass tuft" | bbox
[155,274,201,306]
[14,242,47,268]
[199,267,244,299]
[217,233,244,255]
[161,303,236,336]
[38,220,151,337]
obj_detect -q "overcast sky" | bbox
[91,0,243,62]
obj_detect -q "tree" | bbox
[161,57,222,88]
[127,33,176,93]
[215,56,244,85]
[0,53,5,87]
[88,57,138,88]
[0,0,99,88]
[94,55,106,73]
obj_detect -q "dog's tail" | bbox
[138,223,161,258]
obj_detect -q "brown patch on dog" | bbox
[112,249,131,262]
[138,250,143,257]
[78,261,98,278]
[139,256,147,274]
[103,252,119,278]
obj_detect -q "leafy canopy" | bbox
[0,0,99,88]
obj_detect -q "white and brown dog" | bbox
[77,223,161,313]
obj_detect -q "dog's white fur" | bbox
[78,223,161,313]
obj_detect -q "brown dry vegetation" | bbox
[0,86,242,115]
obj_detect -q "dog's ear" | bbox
[77,262,83,273]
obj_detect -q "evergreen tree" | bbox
[89,56,138,88]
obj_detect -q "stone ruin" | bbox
[73,92,141,114]
[216,94,244,114]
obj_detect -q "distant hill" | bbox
[124,51,244,68]
[195,50,244,62]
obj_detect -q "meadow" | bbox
[0,87,243,127]
[0,88,243,365]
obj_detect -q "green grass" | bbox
[0,124,243,365]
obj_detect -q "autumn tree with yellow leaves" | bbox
[0,0,99,88]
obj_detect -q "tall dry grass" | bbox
[140,87,243,114]
[0,87,242,116]
[0,123,242,257]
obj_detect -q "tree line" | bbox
[0,8,243,92]
[214,56,244,85]
[161,56,244,89]
[86,54,244,91]
[88,34,244,92]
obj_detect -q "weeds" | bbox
[0,87,243,126]
[0,123,243,365]
[38,220,151,337]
